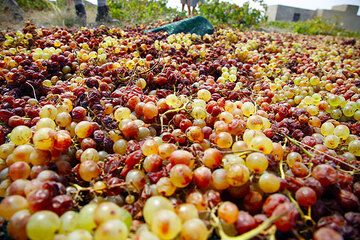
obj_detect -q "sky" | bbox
[166,0,360,15]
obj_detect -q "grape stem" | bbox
[160,100,190,132]
[286,190,315,226]
[210,210,285,240]
[25,82,37,100]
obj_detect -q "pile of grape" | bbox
[0,22,359,240]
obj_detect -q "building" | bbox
[267,4,360,32]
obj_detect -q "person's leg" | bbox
[96,0,119,23]
[75,0,86,26]
[187,0,191,16]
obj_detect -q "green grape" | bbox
[165,94,182,108]
[330,109,342,120]
[348,140,360,156]
[354,110,360,121]
[114,107,131,121]
[250,136,274,154]
[197,89,211,102]
[143,196,174,226]
[320,122,334,136]
[191,107,207,120]
[151,210,182,240]
[328,94,340,107]
[10,126,32,145]
[333,125,350,140]
[66,230,92,240]
[192,99,206,109]
[36,118,56,130]
[94,219,128,240]
[246,115,263,130]
[27,211,60,240]
[342,104,356,117]
[181,218,208,240]
[226,164,250,186]
[60,211,79,234]
[176,203,199,222]
[258,172,280,193]
[324,135,340,149]
[77,203,97,231]
[39,104,58,120]
[246,152,268,174]
[286,152,302,167]
[241,102,256,117]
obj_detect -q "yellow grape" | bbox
[10,126,32,145]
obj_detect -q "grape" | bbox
[94,219,128,240]
[75,121,94,139]
[348,140,360,156]
[197,89,212,102]
[166,94,182,108]
[245,152,268,174]
[176,203,199,222]
[59,211,79,234]
[114,107,131,121]
[201,148,222,169]
[9,161,30,180]
[169,150,194,166]
[141,138,159,156]
[66,230,92,240]
[143,102,158,119]
[33,128,56,150]
[295,186,317,207]
[211,168,230,190]
[186,191,207,211]
[0,195,28,220]
[80,148,100,162]
[312,164,338,187]
[258,172,280,193]
[55,112,72,128]
[186,126,204,142]
[181,218,208,240]
[113,139,127,155]
[125,169,146,192]
[235,211,256,234]
[214,132,233,148]
[156,177,176,196]
[77,203,97,231]
[7,209,30,240]
[170,164,193,188]
[241,102,256,117]
[286,152,302,167]
[323,135,340,149]
[193,166,212,189]
[39,105,58,120]
[151,209,182,240]
[26,210,60,240]
[223,154,245,169]
[247,115,263,130]
[158,143,177,159]
[320,122,335,136]
[10,126,32,145]
[226,164,250,186]
[79,160,100,182]
[218,201,239,224]
[191,107,207,120]
[143,154,163,172]
[271,202,298,232]
[250,135,273,154]
[143,196,174,225]
[36,118,56,130]
[0,142,15,159]
[313,227,343,240]
[232,141,248,152]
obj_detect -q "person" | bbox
[181,0,191,16]
[0,0,24,22]
[189,0,203,16]
[74,0,119,26]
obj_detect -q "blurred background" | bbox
[0,0,359,37]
